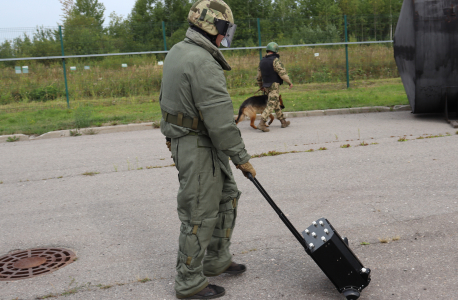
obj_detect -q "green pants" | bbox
[171,133,241,297]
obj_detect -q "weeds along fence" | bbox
[0,14,399,112]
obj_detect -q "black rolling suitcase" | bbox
[247,174,371,300]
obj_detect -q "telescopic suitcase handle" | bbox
[247,173,309,252]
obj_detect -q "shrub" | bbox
[29,85,59,102]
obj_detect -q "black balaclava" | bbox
[190,25,218,47]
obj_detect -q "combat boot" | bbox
[177,284,225,299]
[257,119,270,132]
[280,118,290,128]
[222,262,247,275]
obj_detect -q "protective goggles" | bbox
[214,18,237,47]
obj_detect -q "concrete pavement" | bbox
[1,110,458,300]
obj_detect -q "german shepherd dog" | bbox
[235,94,285,129]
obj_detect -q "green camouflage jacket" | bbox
[160,28,250,165]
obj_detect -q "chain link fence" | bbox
[0,14,399,112]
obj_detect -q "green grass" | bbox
[6,135,20,142]
[230,78,407,112]
[0,101,162,135]
[0,78,407,135]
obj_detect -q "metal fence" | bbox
[0,14,399,111]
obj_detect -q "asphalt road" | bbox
[1,111,457,300]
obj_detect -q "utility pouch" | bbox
[162,110,207,132]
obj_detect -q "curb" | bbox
[238,105,411,121]
[0,105,411,143]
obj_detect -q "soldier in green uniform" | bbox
[256,42,293,132]
[159,0,256,298]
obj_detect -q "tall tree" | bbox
[72,0,106,27]
[59,0,75,22]
[129,0,164,51]
[315,0,342,24]
[224,0,272,46]
[107,12,135,52]
[338,0,359,16]
[225,0,272,20]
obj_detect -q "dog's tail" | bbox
[235,105,245,124]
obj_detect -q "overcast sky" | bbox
[1,0,135,40]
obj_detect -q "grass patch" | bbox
[83,128,98,135]
[0,100,162,135]
[82,171,99,176]
[378,237,390,243]
[318,147,327,150]
[99,285,113,289]
[379,236,401,243]
[359,141,369,146]
[6,135,20,142]
[138,278,152,283]
[69,129,81,136]
[360,242,370,245]
[425,134,444,138]
[230,78,407,115]
[340,144,351,148]
[61,288,79,296]
[0,78,407,135]
[37,294,58,299]
[251,150,296,158]
[146,164,175,169]
[397,136,408,142]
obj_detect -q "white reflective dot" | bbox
[312,221,317,226]
[321,236,327,242]
[305,229,310,234]
[319,221,324,226]
[361,268,367,273]
[309,243,314,248]
[312,232,317,237]
[324,229,329,234]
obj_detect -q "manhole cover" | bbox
[0,248,76,281]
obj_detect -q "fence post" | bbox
[257,18,262,60]
[162,21,168,51]
[59,26,70,109]
[344,15,350,88]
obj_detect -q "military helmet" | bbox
[266,42,279,53]
[188,0,234,36]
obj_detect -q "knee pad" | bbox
[212,192,241,240]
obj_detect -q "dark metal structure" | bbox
[394,0,458,115]
[247,174,371,300]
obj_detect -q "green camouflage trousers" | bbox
[261,82,284,121]
[170,133,241,298]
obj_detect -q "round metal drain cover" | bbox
[0,248,76,281]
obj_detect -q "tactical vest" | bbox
[259,54,283,88]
